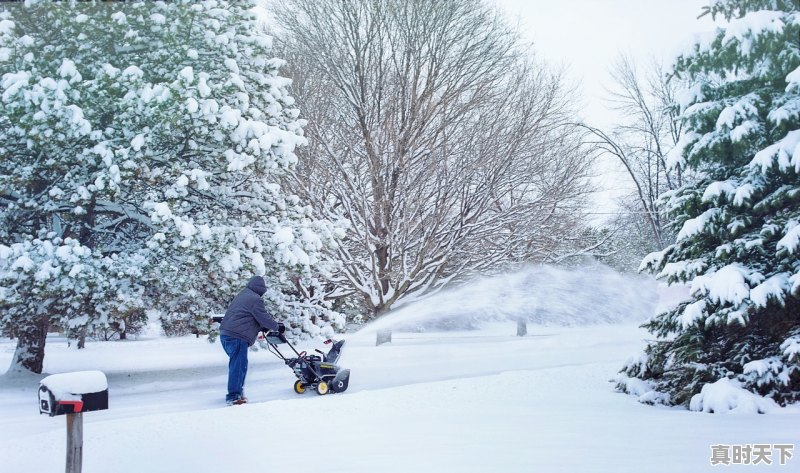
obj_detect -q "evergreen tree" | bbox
[0,1,342,374]
[618,0,800,408]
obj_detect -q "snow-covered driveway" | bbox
[1,324,797,472]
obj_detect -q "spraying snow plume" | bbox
[353,265,658,338]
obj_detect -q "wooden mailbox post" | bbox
[39,371,109,473]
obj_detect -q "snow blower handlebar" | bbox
[263,330,288,344]
[261,329,305,362]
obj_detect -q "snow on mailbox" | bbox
[39,371,108,417]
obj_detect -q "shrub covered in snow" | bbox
[689,377,778,414]
[620,0,800,408]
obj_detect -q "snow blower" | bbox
[261,330,350,396]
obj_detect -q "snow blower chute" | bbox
[262,330,350,396]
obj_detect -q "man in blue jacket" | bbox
[220,276,284,405]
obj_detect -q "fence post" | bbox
[376,330,392,346]
[516,318,527,337]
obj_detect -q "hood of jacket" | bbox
[246,276,267,296]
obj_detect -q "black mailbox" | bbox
[38,371,108,417]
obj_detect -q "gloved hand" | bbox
[277,322,286,334]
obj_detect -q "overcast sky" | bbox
[492,0,717,216]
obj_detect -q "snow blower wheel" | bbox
[316,381,329,395]
[294,380,306,394]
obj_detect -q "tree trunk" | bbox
[11,315,49,374]
[77,326,87,350]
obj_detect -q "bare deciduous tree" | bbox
[273,0,593,317]
[581,55,687,252]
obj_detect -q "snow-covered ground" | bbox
[1,321,797,472]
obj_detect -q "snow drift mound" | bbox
[357,265,658,335]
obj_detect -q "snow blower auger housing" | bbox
[262,330,350,396]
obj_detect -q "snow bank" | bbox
[613,373,670,405]
[689,378,777,414]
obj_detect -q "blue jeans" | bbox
[221,335,249,402]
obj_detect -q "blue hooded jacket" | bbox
[220,276,279,346]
